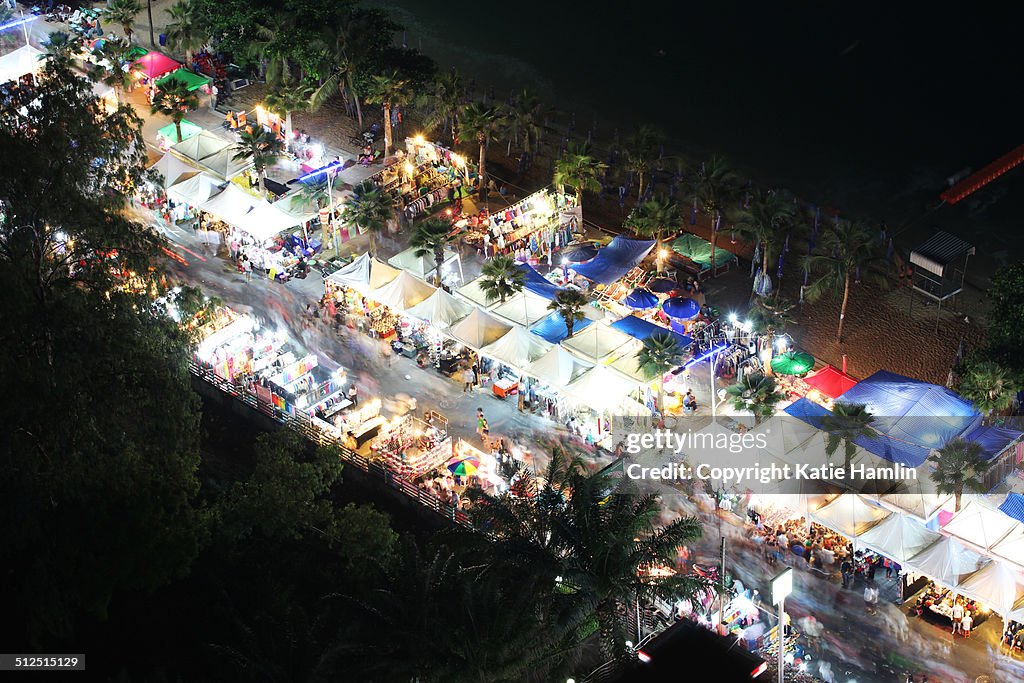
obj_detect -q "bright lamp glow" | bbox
[728,312,738,323]
[414,134,425,144]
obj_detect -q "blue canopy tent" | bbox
[624,287,658,310]
[530,311,594,344]
[611,315,690,347]
[648,278,676,293]
[662,296,700,320]
[999,493,1024,525]
[572,236,656,284]
[563,243,599,263]
[963,424,1024,461]
[515,263,563,300]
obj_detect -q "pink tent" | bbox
[134,51,181,80]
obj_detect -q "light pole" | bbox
[771,567,793,683]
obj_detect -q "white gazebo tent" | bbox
[942,498,1020,552]
[560,323,636,363]
[957,561,1024,615]
[810,494,892,539]
[367,271,437,313]
[0,45,44,84]
[327,253,372,289]
[490,291,553,327]
[877,490,953,523]
[405,288,474,328]
[199,183,257,229]
[905,536,988,590]
[480,326,552,372]
[525,346,593,389]
[171,130,230,164]
[455,275,495,308]
[231,201,304,242]
[608,350,655,385]
[445,308,512,351]
[992,527,1024,571]
[168,173,222,206]
[388,246,463,283]
[274,193,320,224]
[149,152,200,189]
[196,146,252,180]
[857,513,942,565]
[565,366,641,412]
[749,417,824,460]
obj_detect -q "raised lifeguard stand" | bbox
[908,230,974,329]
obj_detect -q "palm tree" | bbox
[232,128,284,198]
[547,289,589,339]
[467,449,707,663]
[821,402,875,472]
[87,36,137,102]
[409,218,455,286]
[461,103,504,200]
[928,438,990,512]
[263,84,313,149]
[418,69,466,147]
[958,359,1016,419]
[803,221,888,342]
[343,181,393,253]
[245,15,298,87]
[150,76,199,143]
[40,31,81,69]
[692,156,738,272]
[365,71,412,157]
[624,195,679,273]
[165,0,205,63]
[637,332,687,411]
[310,22,364,128]
[725,372,781,423]
[553,142,607,212]
[103,0,142,44]
[503,89,548,155]
[478,254,526,305]
[624,125,664,200]
[733,189,798,284]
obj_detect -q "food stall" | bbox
[372,414,452,479]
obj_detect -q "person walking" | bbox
[960,612,973,638]
[951,600,964,635]
[840,558,854,589]
[347,383,359,407]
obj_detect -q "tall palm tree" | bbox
[467,449,707,663]
[150,76,199,143]
[311,22,364,128]
[958,359,1016,419]
[165,0,205,63]
[103,0,142,44]
[503,89,548,155]
[733,189,798,285]
[547,289,589,339]
[343,181,393,253]
[928,438,990,512]
[692,156,738,272]
[479,254,526,304]
[803,221,888,342]
[624,195,679,273]
[821,402,875,472]
[637,332,687,411]
[40,31,81,69]
[553,142,607,212]
[365,71,412,157]
[725,372,781,423]
[245,15,300,87]
[409,218,455,286]
[624,125,664,200]
[232,128,284,198]
[263,84,313,149]
[87,36,137,102]
[418,69,466,147]
[461,103,504,200]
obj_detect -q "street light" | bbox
[771,567,793,683]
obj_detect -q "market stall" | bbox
[559,322,637,364]
[942,499,1020,553]
[170,130,231,165]
[670,232,738,273]
[367,271,437,314]
[167,173,221,207]
[133,51,181,82]
[148,152,201,190]
[0,44,45,85]
[446,308,512,351]
[372,414,452,479]
[156,119,203,148]
[387,245,463,286]
[530,310,595,344]
[405,288,475,328]
[572,236,656,285]
[490,290,553,327]
[485,188,579,260]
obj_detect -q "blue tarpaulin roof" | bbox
[999,493,1024,525]
[515,263,563,300]
[784,397,831,424]
[610,315,690,348]
[572,236,656,284]
[530,311,594,344]
[963,424,1023,461]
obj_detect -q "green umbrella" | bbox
[771,351,814,376]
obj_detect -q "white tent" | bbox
[877,491,952,523]
[388,246,462,282]
[609,351,655,385]
[455,275,495,308]
[445,308,512,351]
[565,367,640,412]
[957,561,1024,615]
[480,326,553,371]
[171,131,230,163]
[490,291,553,327]
[992,527,1024,570]
[406,288,475,328]
[367,271,437,313]
[0,45,44,84]
[857,513,942,565]
[199,184,257,229]
[525,346,593,389]
[196,146,252,180]
[810,494,891,538]
[905,536,988,589]
[749,417,824,460]
[231,201,304,242]
[327,253,372,289]
[149,153,200,189]
[560,323,636,363]
[168,173,222,206]
[274,193,320,223]
[942,498,1020,552]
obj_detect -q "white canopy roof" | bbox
[609,350,655,385]
[149,152,200,189]
[490,291,553,327]
[560,322,636,363]
[195,146,252,180]
[565,366,640,412]
[942,498,1020,552]
[199,183,257,229]
[906,536,988,589]
[455,275,495,308]
[877,490,952,523]
[366,271,437,313]
[0,45,44,84]
[525,346,593,389]
[274,193,320,223]
[445,308,512,351]
[168,173,222,206]
[810,494,891,538]
[857,513,942,564]
[327,253,372,288]
[231,201,304,242]
[749,418,824,460]
[957,561,1024,615]
[992,527,1024,570]
[171,130,230,163]
[405,288,475,328]
[480,326,553,371]
[388,246,460,280]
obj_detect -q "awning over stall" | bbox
[610,315,690,348]
[231,201,305,242]
[905,536,988,589]
[367,271,437,313]
[957,561,1024,615]
[560,323,637,363]
[157,119,203,144]
[195,146,252,180]
[133,51,181,79]
[405,288,474,328]
[565,367,638,412]
[171,131,231,163]
[199,183,257,228]
[480,326,553,371]
[455,276,495,308]
[572,236,656,284]
[670,232,738,270]
[942,499,1020,552]
[803,365,858,399]
[526,347,593,388]
[857,513,941,564]
[530,311,594,344]
[155,67,210,92]
[388,246,460,281]
[327,253,373,289]
[0,45,44,83]
[809,494,891,538]
[446,308,512,351]
[515,263,563,300]
[148,152,200,189]
[168,173,222,206]
[490,291,553,327]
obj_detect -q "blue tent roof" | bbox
[515,263,563,300]
[963,424,1024,461]
[610,315,691,347]
[999,493,1024,525]
[530,311,594,344]
[662,296,700,320]
[783,397,831,425]
[624,287,658,310]
[572,236,656,284]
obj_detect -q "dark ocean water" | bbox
[369,0,1024,276]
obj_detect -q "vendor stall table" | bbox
[492,377,518,398]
